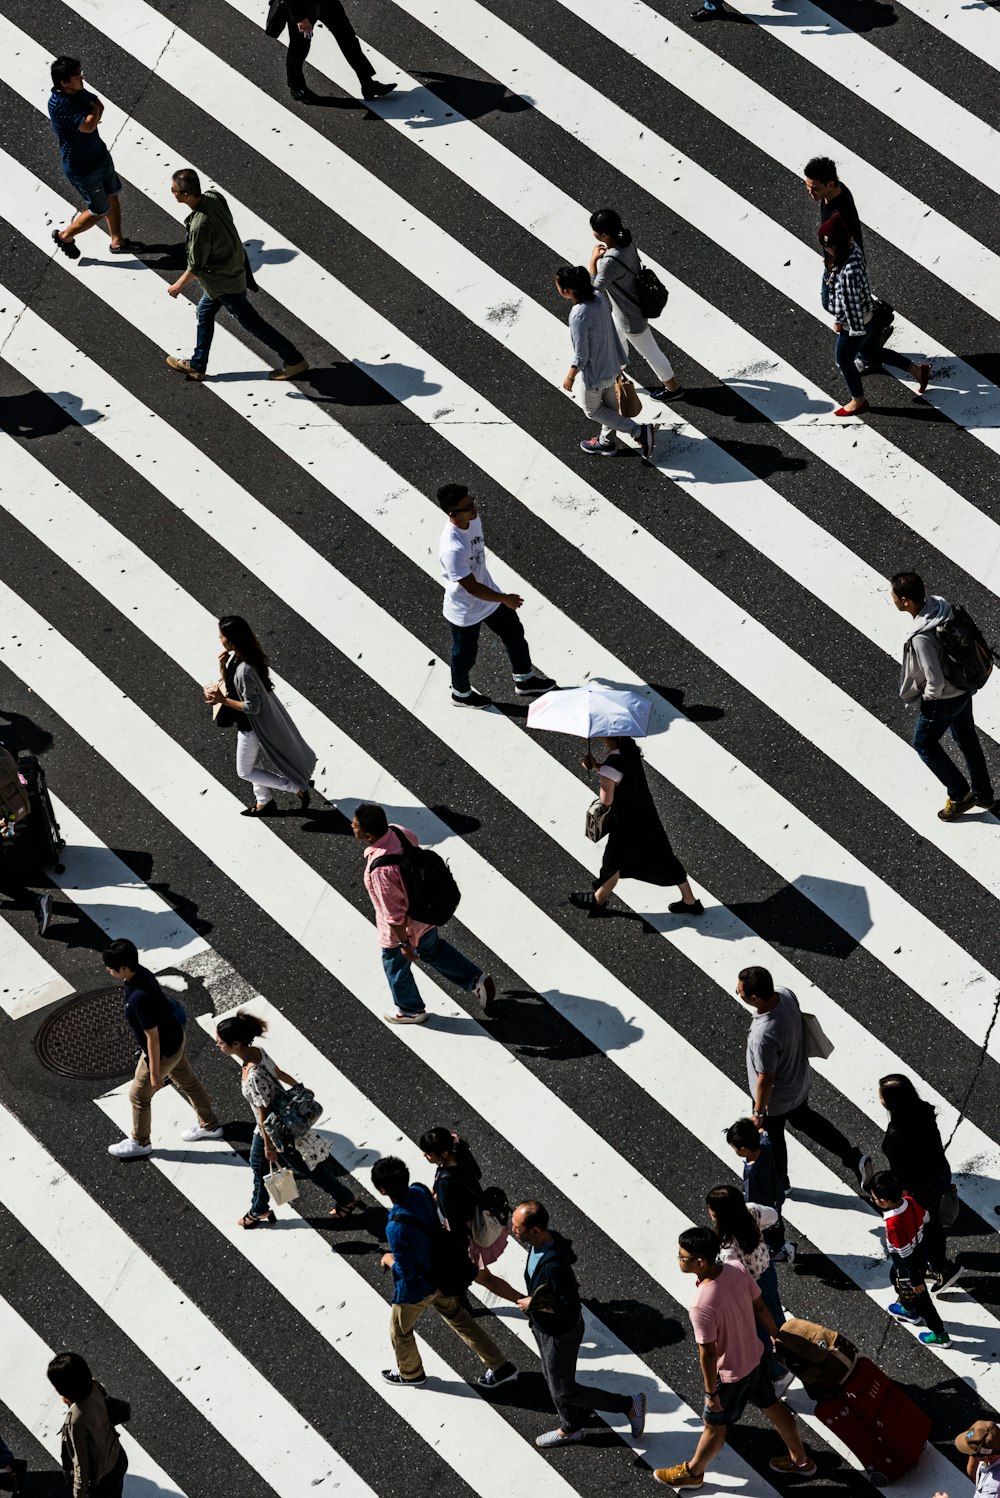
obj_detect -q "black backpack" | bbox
[371,826,461,927]
[396,1187,477,1296]
[636,263,669,320]
[936,605,998,694]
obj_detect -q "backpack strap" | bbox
[370,826,408,872]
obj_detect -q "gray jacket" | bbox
[899,597,963,703]
[592,241,646,335]
[234,660,317,786]
[569,295,626,390]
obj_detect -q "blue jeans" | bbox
[249,1129,354,1216]
[912,693,993,802]
[66,155,121,216]
[835,329,911,399]
[192,291,302,374]
[755,1262,787,1381]
[450,605,532,696]
[381,927,481,1015]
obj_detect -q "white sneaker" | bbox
[108,1137,153,1159]
[180,1126,224,1142]
[473,973,496,1009]
[384,1010,429,1024]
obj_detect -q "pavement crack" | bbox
[943,985,1000,1153]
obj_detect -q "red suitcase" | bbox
[815,1357,931,1483]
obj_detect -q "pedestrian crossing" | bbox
[1,0,999,1491]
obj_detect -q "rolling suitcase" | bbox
[775,1318,859,1400]
[0,752,65,877]
[815,1356,931,1484]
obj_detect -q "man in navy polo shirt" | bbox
[48,55,134,260]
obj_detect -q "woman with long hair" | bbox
[588,207,684,404]
[819,212,930,418]
[204,614,316,817]
[420,1126,520,1301]
[878,1074,960,1291]
[706,1184,789,1387]
[215,1010,361,1228]
[569,736,702,918]
[555,264,657,462]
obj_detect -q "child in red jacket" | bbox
[869,1171,950,1346]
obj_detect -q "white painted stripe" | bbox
[877,0,1000,79]
[1,584,997,1414]
[0,1294,188,1496]
[0,916,74,1019]
[0,1104,376,1496]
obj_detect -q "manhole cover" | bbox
[35,986,135,1080]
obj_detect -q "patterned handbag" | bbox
[266,1081,323,1143]
[585,797,612,842]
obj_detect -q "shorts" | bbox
[704,1356,777,1427]
[66,156,122,217]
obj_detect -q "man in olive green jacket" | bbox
[165,167,308,382]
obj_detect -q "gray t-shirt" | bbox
[745,987,811,1113]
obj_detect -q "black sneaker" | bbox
[514,673,556,696]
[362,80,397,100]
[648,384,686,402]
[931,1263,964,1294]
[668,898,704,916]
[51,228,80,259]
[382,1369,427,1386]
[452,690,492,708]
[479,1362,518,1389]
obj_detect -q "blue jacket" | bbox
[524,1231,581,1335]
[386,1185,438,1305]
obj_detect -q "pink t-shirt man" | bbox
[362,825,432,949]
[688,1261,763,1383]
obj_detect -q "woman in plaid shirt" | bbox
[819,212,931,417]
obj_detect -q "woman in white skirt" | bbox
[555,264,657,462]
[205,614,316,817]
[589,207,684,404]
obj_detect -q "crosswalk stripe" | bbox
[881,0,1000,77]
[0,1293,188,1496]
[0,1102,377,1495]
[0,917,74,1019]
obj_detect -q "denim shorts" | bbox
[704,1356,777,1426]
[66,156,122,216]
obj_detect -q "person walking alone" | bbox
[588,208,684,404]
[47,1352,127,1497]
[737,965,869,1193]
[205,614,316,817]
[555,266,657,461]
[103,938,223,1160]
[436,484,554,708]
[265,0,396,104]
[165,169,308,382]
[352,803,495,1024]
[891,570,995,820]
[819,213,930,417]
[568,736,702,919]
[48,57,134,259]
[505,1200,646,1450]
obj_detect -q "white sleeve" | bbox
[748,1202,778,1231]
[599,764,623,784]
[439,534,470,584]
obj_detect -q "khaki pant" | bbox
[390,1291,505,1381]
[130,1043,219,1146]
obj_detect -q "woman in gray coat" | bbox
[206,615,316,817]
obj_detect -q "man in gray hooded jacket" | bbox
[892,570,994,821]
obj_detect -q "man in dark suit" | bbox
[265,0,396,103]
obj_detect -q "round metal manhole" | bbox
[35,986,135,1080]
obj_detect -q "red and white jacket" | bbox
[882,1194,929,1261]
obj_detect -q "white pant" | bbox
[576,377,642,445]
[236,728,300,803]
[611,305,676,385]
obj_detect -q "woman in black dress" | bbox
[569,736,702,918]
[878,1074,961,1292]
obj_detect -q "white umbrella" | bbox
[526,683,652,739]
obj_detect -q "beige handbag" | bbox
[265,1165,299,1206]
[616,374,642,419]
[801,1011,834,1060]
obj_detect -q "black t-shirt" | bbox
[123,966,184,1058]
[819,183,864,257]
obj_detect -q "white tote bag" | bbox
[265,1165,299,1206]
[470,1204,505,1250]
[801,1011,834,1061]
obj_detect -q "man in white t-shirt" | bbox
[943,1420,1000,1498]
[436,484,555,707]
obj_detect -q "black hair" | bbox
[725,1118,762,1151]
[868,1170,903,1204]
[103,937,139,971]
[889,571,926,608]
[47,1352,93,1404]
[436,483,469,513]
[216,1010,267,1046]
[805,156,837,184]
[354,803,389,837]
[555,265,596,302]
[515,1199,549,1231]
[738,966,774,1002]
[171,167,202,197]
[218,615,273,692]
[51,57,81,89]
[371,1155,410,1195]
[678,1225,719,1263]
[589,207,632,246]
[419,1126,457,1157]
[706,1184,761,1255]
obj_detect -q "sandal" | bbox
[241,799,277,817]
[238,1210,275,1228]
[568,890,609,918]
[51,228,80,260]
[329,1199,363,1219]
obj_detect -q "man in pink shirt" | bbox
[352,803,495,1025]
[653,1227,815,1490]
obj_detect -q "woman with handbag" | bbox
[588,207,684,404]
[215,1011,362,1227]
[47,1353,127,1498]
[419,1127,521,1301]
[877,1074,961,1292]
[555,265,657,462]
[203,614,316,818]
[569,736,702,919]
[819,212,931,417]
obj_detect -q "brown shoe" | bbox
[166,356,204,382]
[269,359,309,381]
[938,791,975,821]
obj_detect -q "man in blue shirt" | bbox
[47,55,134,260]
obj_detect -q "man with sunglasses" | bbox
[436,483,555,708]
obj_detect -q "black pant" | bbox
[285,1,375,92]
[912,1170,953,1274]
[450,606,532,695]
[533,1316,632,1432]
[891,1262,945,1336]
[766,1095,858,1188]
[90,1449,128,1498]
